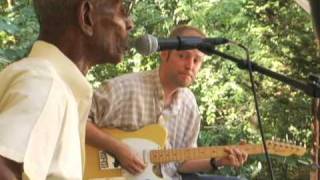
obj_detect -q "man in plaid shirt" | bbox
[87,25,247,180]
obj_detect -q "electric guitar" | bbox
[84,124,306,180]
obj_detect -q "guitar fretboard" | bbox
[150,144,263,164]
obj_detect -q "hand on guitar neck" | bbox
[178,144,248,173]
[218,140,248,168]
[216,147,248,167]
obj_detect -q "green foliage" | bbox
[0,0,38,70]
[1,0,319,179]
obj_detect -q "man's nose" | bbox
[126,16,134,31]
[184,57,194,69]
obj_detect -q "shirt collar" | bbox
[153,68,181,114]
[153,68,165,101]
[28,40,92,99]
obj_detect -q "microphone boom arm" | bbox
[206,48,320,98]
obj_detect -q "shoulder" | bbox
[110,70,153,84]
[177,88,198,107]
[1,57,59,82]
[98,70,154,93]
[0,57,72,121]
[0,59,71,163]
[0,57,67,98]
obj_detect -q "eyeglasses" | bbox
[122,0,133,16]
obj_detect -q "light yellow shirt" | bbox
[0,41,92,179]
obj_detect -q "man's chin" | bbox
[178,81,192,88]
[180,78,193,87]
[108,54,123,64]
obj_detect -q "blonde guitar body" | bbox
[84,124,167,180]
[121,138,164,180]
[85,124,306,180]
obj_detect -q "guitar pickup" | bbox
[98,150,120,170]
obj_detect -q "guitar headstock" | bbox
[266,140,306,156]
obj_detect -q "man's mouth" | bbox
[121,39,130,51]
[116,41,128,54]
[180,73,194,80]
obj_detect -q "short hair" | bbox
[169,25,206,38]
[162,25,206,62]
[33,0,80,28]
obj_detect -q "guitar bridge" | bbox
[98,150,120,170]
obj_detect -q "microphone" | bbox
[134,34,229,56]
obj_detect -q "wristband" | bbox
[210,158,222,171]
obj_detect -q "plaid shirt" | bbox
[89,68,201,179]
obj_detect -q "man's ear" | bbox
[78,0,94,36]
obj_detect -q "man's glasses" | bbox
[122,0,133,16]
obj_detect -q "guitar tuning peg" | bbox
[304,144,307,148]
[299,142,303,146]
[272,136,275,141]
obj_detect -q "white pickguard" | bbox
[121,138,169,180]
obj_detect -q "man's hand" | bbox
[0,156,22,180]
[86,122,146,175]
[216,147,248,168]
[114,142,146,175]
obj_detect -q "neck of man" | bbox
[38,28,93,75]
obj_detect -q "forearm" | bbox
[178,159,212,173]
[86,121,121,157]
[86,121,146,174]
[0,156,22,180]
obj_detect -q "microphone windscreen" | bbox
[134,34,158,56]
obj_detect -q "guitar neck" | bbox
[150,144,263,164]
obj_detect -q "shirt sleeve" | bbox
[181,91,201,148]
[184,108,201,148]
[162,91,201,177]
[88,81,117,126]
[0,63,74,179]
[0,66,56,163]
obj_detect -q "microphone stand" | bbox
[205,48,320,179]
[311,98,320,180]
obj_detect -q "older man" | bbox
[0,0,133,179]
